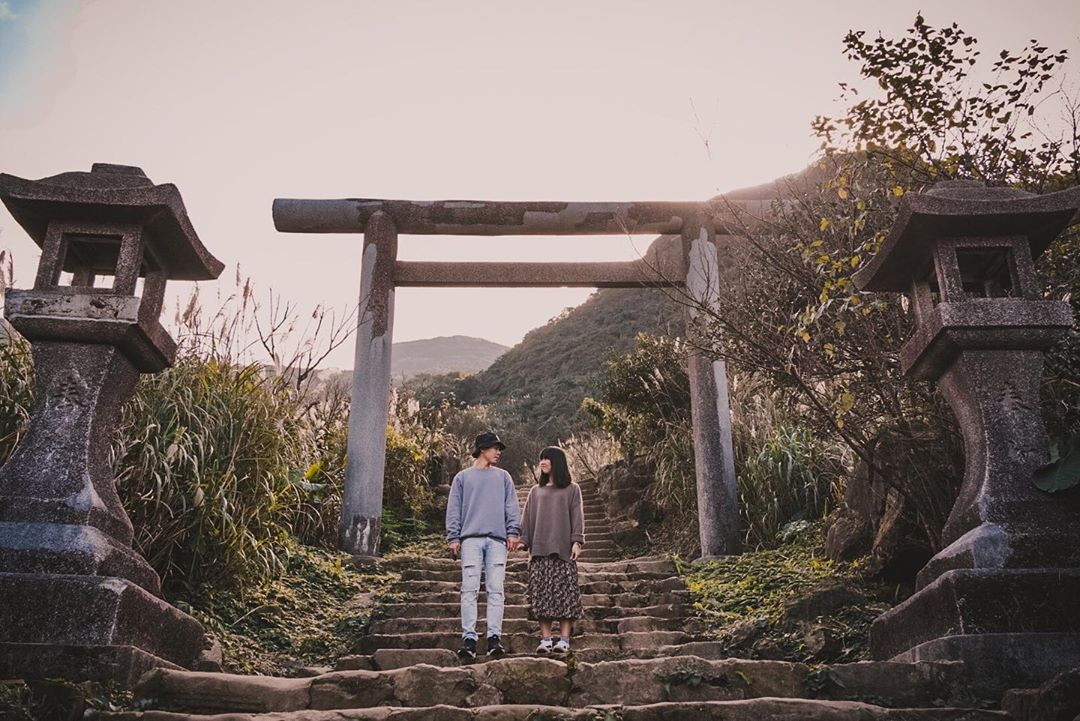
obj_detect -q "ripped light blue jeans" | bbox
[459,536,507,640]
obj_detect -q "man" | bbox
[445,431,521,659]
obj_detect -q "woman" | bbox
[518,446,585,654]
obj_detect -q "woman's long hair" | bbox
[538,446,572,488]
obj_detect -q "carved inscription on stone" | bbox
[48,367,89,411]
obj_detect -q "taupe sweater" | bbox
[519,482,585,561]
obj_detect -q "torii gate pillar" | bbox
[684,218,741,557]
[342,211,397,558]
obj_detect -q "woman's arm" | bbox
[570,483,585,548]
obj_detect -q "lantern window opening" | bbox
[955,246,1018,299]
[58,232,125,290]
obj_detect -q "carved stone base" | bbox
[0,572,211,682]
[0,521,161,594]
[0,643,182,686]
[871,568,1080,696]
[916,522,1080,589]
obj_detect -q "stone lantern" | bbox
[0,163,224,683]
[853,179,1080,695]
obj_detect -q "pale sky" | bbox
[1,1,1078,368]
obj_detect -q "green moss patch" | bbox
[174,542,400,675]
[683,524,890,663]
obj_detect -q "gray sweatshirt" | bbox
[445,466,521,543]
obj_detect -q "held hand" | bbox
[571,542,581,561]
[449,541,461,558]
[507,537,521,552]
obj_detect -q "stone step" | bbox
[355,630,691,654]
[392,576,685,595]
[91,701,1007,721]
[331,642,767,670]
[369,614,692,635]
[396,568,671,583]
[379,555,675,575]
[128,657,990,715]
[402,589,691,607]
[377,602,688,620]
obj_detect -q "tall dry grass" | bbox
[0,269,445,590]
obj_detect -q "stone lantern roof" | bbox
[0,163,224,281]
[853,180,1080,293]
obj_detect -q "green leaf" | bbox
[1033,436,1080,493]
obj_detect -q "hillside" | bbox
[450,174,795,441]
[391,335,507,378]
[457,286,684,439]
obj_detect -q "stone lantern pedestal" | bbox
[854,180,1080,696]
[0,164,224,683]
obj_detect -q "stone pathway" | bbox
[96,478,1007,719]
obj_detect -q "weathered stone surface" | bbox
[0,164,224,281]
[0,573,209,670]
[872,569,1080,658]
[273,198,703,236]
[0,342,142,550]
[334,654,377,671]
[817,660,973,707]
[0,521,160,593]
[391,664,479,707]
[134,669,311,714]
[685,218,740,558]
[308,670,395,710]
[193,638,224,673]
[372,648,457,670]
[1001,666,1080,721]
[853,181,1080,293]
[478,657,569,706]
[570,657,805,706]
[393,260,681,288]
[894,633,1080,701]
[0,644,181,687]
[341,211,397,557]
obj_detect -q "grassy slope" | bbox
[174,543,400,675]
[684,524,890,664]
[461,287,683,439]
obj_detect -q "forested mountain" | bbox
[456,286,684,439]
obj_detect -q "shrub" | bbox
[113,357,318,590]
[585,334,845,552]
[0,335,32,463]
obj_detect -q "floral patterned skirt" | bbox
[527,555,583,620]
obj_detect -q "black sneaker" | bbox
[486,635,505,657]
[457,637,477,659]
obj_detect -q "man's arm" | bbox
[445,474,464,547]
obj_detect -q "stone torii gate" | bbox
[273,198,741,560]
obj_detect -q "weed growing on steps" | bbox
[172,543,400,675]
[683,523,889,664]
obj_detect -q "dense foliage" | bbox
[682,14,1080,549]
[459,286,682,442]
[686,524,888,664]
[584,334,847,552]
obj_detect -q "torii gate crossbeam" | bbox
[273,197,741,560]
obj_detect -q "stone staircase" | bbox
[90,478,1009,719]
